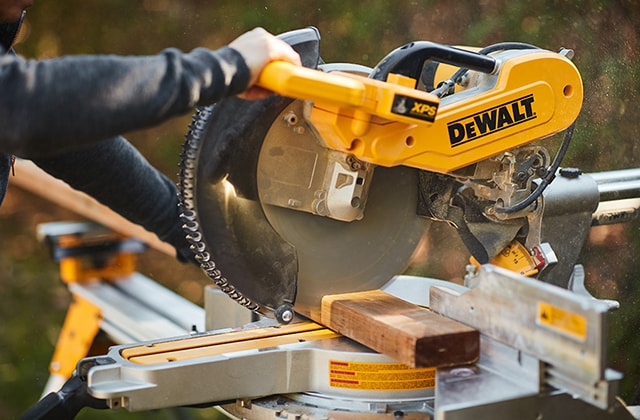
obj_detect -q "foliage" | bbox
[1,0,639,418]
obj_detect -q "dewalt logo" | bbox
[448,94,536,146]
[391,94,438,122]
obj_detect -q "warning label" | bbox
[538,301,587,342]
[329,360,435,391]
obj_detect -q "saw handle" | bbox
[257,61,367,107]
[370,41,498,82]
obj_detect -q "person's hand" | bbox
[229,27,301,100]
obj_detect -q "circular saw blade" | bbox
[258,102,429,319]
[182,28,429,320]
[186,95,428,321]
[182,27,325,320]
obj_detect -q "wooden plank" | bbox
[9,159,176,257]
[321,289,479,368]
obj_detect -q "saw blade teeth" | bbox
[190,241,206,253]
[180,210,196,221]
[199,261,216,271]
[182,220,199,232]
[177,105,265,318]
[194,251,210,263]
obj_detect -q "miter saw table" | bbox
[76,271,639,420]
[24,239,640,420]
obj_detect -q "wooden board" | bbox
[321,289,479,368]
[9,159,176,257]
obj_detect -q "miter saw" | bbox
[177,26,584,323]
[24,27,640,419]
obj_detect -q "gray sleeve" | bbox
[32,136,195,263]
[0,46,250,158]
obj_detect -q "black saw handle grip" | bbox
[370,41,497,82]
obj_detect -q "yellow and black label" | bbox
[391,94,438,122]
[329,360,436,391]
[538,301,587,342]
[494,241,538,276]
[470,240,539,277]
[448,93,537,146]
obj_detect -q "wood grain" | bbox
[10,159,176,257]
[321,289,479,368]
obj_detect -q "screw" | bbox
[346,155,362,171]
[283,111,298,125]
[280,310,293,323]
[536,167,549,178]
[276,304,294,324]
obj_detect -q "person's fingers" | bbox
[229,27,301,87]
[264,33,301,66]
[237,85,272,101]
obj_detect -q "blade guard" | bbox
[180,28,323,322]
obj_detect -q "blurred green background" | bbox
[1,0,639,418]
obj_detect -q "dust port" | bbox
[563,84,573,97]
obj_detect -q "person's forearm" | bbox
[31,137,193,262]
[0,46,249,158]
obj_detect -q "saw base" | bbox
[219,392,434,419]
[84,319,436,412]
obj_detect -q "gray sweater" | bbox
[0,46,249,157]
[1,41,251,261]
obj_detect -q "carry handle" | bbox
[257,61,367,107]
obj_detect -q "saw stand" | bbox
[36,221,207,396]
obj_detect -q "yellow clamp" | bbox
[56,233,140,284]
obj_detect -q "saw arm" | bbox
[256,44,582,174]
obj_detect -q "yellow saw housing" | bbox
[257,49,582,174]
